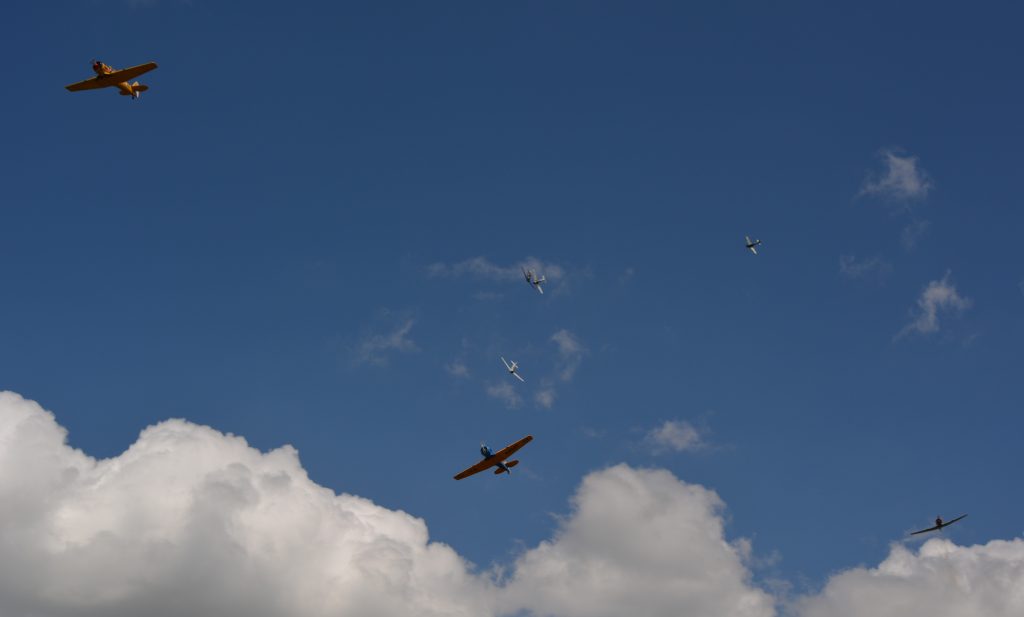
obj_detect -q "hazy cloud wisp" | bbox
[860,149,933,201]
[897,272,972,338]
[354,318,419,366]
[645,420,705,453]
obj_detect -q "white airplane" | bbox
[522,267,546,294]
[745,236,762,255]
[501,357,525,382]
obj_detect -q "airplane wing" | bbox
[453,457,499,480]
[501,357,512,371]
[106,62,158,82]
[513,372,525,382]
[535,284,544,294]
[944,514,968,527]
[748,246,758,255]
[65,62,158,92]
[65,76,114,91]
[490,435,533,461]
[910,514,967,535]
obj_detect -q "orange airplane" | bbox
[65,60,158,100]
[453,435,533,480]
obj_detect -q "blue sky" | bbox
[2,0,1023,604]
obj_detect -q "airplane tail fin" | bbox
[493,467,506,475]
[133,82,149,93]
[506,460,519,468]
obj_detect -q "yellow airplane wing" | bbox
[65,62,158,92]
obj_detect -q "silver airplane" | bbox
[501,356,525,382]
[745,236,762,255]
[522,267,546,294]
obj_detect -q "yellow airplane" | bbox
[65,60,158,100]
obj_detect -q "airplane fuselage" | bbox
[479,444,511,474]
[88,62,144,98]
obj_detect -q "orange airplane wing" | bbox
[107,62,158,82]
[65,62,158,92]
[65,76,112,91]
[490,435,533,461]
[453,457,499,481]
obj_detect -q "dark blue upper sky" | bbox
[2,0,1023,590]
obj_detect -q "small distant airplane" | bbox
[910,514,968,536]
[453,435,533,480]
[65,60,158,99]
[745,236,762,255]
[522,267,546,294]
[501,357,525,382]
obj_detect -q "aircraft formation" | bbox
[63,59,967,537]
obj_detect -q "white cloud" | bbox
[426,257,565,286]
[355,318,418,366]
[485,381,522,409]
[794,538,1024,617]
[860,149,933,201]
[551,329,585,382]
[15,391,1024,617]
[839,255,893,280]
[0,393,781,617]
[0,391,492,617]
[897,272,972,338]
[499,464,776,617]
[645,420,705,453]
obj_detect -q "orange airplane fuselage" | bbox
[93,62,143,97]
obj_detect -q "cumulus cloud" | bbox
[355,318,418,366]
[0,393,782,617]
[12,391,1024,617]
[794,538,1024,617]
[839,254,893,280]
[485,381,522,409]
[860,149,933,201]
[499,464,775,617]
[426,257,565,287]
[0,391,491,617]
[897,272,972,338]
[645,420,705,453]
[551,329,585,382]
